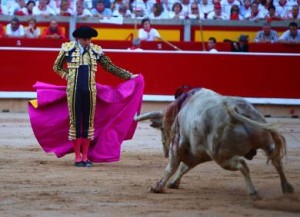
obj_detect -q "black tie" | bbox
[83,47,87,55]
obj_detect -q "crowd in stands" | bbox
[0,0,299,45]
[0,0,299,20]
[0,16,65,38]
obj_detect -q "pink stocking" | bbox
[73,138,82,162]
[82,138,91,162]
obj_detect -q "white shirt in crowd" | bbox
[279,29,300,42]
[138,28,160,41]
[5,23,25,37]
[32,4,56,16]
[24,26,41,38]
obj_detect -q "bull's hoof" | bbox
[148,186,165,193]
[283,182,294,194]
[250,192,262,201]
[167,182,180,189]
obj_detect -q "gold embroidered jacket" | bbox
[53,41,133,140]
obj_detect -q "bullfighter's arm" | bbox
[91,44,133,80]
[98,54,133,80]
[53,49,69,80]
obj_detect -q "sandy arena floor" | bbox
[0,112,300,217]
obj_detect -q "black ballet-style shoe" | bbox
[74,161,85,167]
[84,160,93,167]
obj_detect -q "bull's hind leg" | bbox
[272,158,294,194]
[269,154,294,194]
[264,133,294,194]
[219,156,261,200]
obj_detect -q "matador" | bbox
[53,26,138,167]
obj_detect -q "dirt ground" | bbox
[0,112,300,217]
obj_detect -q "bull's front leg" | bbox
[150,151,181,193]
[150,130,182,193]
[167,162,192,189]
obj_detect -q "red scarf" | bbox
[230,14,239,20]
[251,11,258,17]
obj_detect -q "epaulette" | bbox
[62,41,76,51]
[90,43,103,55]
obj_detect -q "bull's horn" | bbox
[134,111,163,121]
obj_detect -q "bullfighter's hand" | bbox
[130,74,139,79]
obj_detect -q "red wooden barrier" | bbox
[0,47,299,99]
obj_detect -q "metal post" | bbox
[69,16,77,41]
[183,19,191,42]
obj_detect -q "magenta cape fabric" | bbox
[28,75,144,163]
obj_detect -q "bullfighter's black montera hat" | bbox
[72,26,98,38]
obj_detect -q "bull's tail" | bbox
[227,106,286,161]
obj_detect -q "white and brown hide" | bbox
[135,88,294,200]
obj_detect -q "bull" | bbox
[135,88,294,200]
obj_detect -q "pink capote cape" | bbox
[28,75,144,163]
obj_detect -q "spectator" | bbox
[220,0,241,17]
[244,2,265,21]
[258,0,273,17]
[278,21,300,44]
[41,19,66,39]
[2,0,19,15]
[229,4,243,20]
[32,0,56,17]
[169,2,185,20]
[112,3,133,18]
[180,0,192,18]
[13,0,27,16]
[148,2,169,19]
[254,22,279,43]
[188,3,205,19]
[92,0,111,9]
[131,0,154,18]
[207,2,229,20]
[111,0,129,15]
[138,18,161,41]
[75,1,93,18]
[240,0,251,18]
[24,17,41,38]
[207,37,218,52]
[285,5,300,20]
[161,0,174,12]
[230,35,249,52]
[274,0,289,18]
[127,38,143,51]
[91,0,112,18]
[265,4,282,21]
[21,0,36,16]
[57,0,74,16]
[5,16,25,38]
[199,0,214,19]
